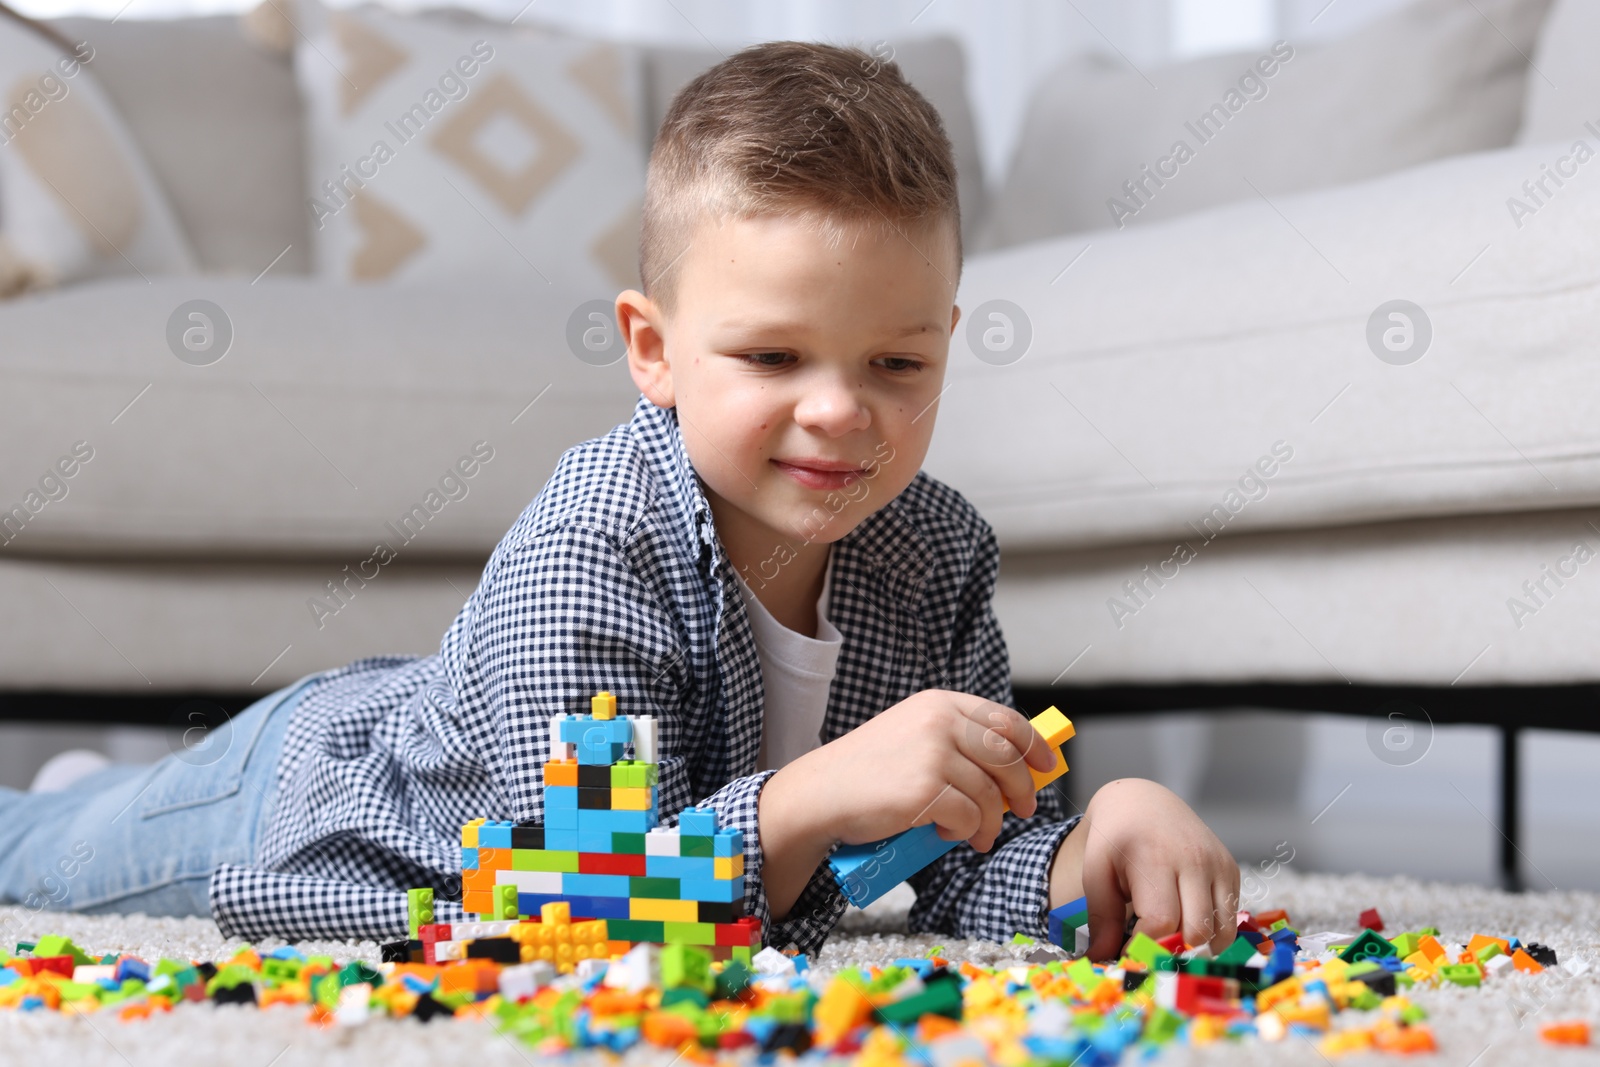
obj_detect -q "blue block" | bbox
[546,806,578,831]
[517,891,633,920]
[712,829,743,857]
[578,740,628,766]
[679,875,743,902]
[562,873,632,897]
[461,847,479,869]
[577,827,614,853]
[478,820,515,848]
[544,828,580,852]
[679,806,718,836]
[828,823,956,908]
[1047,896,1089,948]
[546,785,578,810]
[559,716,633,744]
[645,854,717,879]
[578,809,658,834]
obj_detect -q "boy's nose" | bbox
[794,385,871,436]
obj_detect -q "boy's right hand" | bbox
[766,689,1059,853]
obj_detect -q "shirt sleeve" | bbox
[905,515,1084,943]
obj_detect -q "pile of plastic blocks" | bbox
[0,906,1589,1062]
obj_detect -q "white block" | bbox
[634,716,658,763]
[575,958,609,983]
[751,946,796,976]
[496,869,563,895]
[73,966,115,983]
[334,983,371,1026]
[1486,953,1514,976]
[603,943,658,992]
[433,940,464,961]
[1074,925,1090,957]
[499,962,554,1002]
[1153,971,1178,1009]
[549,712,573,761]
[645,827,680,856]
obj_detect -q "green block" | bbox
[663,921,717,945]
[1180,958,1212,975]
[261,958,303,983]
[512,849,580,873]
[714,960,752,999]
[680,835,715,858]
[33,935,92,966]
[630,876,682,899]
[1440,964,1482,987]
[642,764,659,787]
[1344,961,1381,979]
[408,888,434,940]
[874,974,963,1024]
[611,763,631,787]
[53,979,100,1003]
[1389,932,1422,958]
[1217,937,1258,965]
[1144,1006,1183,1043]
[730,946,752,967]
[1123,932,1173,968]
[1474,942,1503,963]
[493,884,519,920]
[608,919,665,942]
[100,980,147,1006]
[612,832,646,854]
[661,943,714,992]
[661,986,710,1009]
[1067,957,1102,994]
[1338,930,1397,963]
[339,961,382,987]
[765,992,811,1024]
[206,964,259,995]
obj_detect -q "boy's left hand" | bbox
[1049,778,1240,960]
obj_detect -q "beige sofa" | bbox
[4,0,1598,708]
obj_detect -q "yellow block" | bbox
[612,787,651,810]
[461,817,485,848]
[631,897,700,923]
[714,854,744,879]
[592,692,617,720]
[1030,706,1075,747]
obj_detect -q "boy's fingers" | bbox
[1080,844,1130,962]
[1179,870,1219,953]
[954,700,1043,815]
[933,757,1005,850]
[1128,872,1182,945]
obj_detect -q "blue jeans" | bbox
[0,669,333,919]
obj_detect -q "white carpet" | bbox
[4,869,1600,1065]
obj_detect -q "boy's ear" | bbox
[950,304,961,334]
[615,289,674,409]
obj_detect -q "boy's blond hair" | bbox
[640,40,962,318]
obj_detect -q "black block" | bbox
[511,824,545,850]
[762,1023,812,1053]
[380,939,421,963]
[578,765,612,788]
[412,992,455,1022]
[465,936,522,963]
[579,787,611,810]
[195,961,218,981]
[697,900,737,924]
[1525,942,1559,967]
[212,982,257,1005]
[1352,969,1396,996]
[1123,970,1148,992]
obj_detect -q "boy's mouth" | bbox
[772,458,864,491]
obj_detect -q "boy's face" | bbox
[617,211,960,561]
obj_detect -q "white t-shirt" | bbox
[735,552,843,772]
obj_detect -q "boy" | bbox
[0,41,1237,962]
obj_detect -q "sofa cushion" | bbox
[642,36,989,250]
[0,15,197,292]
[0,276,640,559]
[1517,0,1600,145]
[928,139,1600,551]
[50,14,310,277]
[981,0,1552,250]
[294,0,646,291]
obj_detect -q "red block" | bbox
[1156,932,1186,953]
[419,922,452,943]
[1359,907,1384,932]
[716,917,761,947]
[30,956,75,978]
[1174,975,1232,1014]
[579,852,647,876]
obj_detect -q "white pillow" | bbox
[295,2,645,291]
[0,19,197,295]
[1518,0,1600,145]
[981,0,1552,249]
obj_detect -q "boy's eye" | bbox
[874,356,924,373]
[741,352,794,367]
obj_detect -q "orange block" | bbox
[476,848,510,870]
[545,759,578,787]
[438,960,499,996]
[462,867,497,892]
[1417,935,1447,963]
[1466,933,1511,957]
[642,1011,698,1048]
[1541,1021,1591,1046]
[1512,948,1545,974]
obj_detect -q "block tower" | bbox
[452,692,760,965]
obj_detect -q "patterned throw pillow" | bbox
[294,1,645,292]
[0,16,197,296]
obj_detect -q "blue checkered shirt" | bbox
[211,398,1080,950]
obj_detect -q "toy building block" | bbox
[828,706,1074,908]
[592,691,617,719]
[1048,896,1090,955]
[407,888,434,940]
